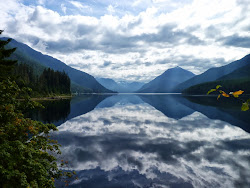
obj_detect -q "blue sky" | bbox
[21,0,191,17]
[1,0,250,82]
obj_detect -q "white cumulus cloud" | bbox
[0,0,249,82]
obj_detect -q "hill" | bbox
[183,78,250,95]
[174,54,250,92]
[137,66,195,93]
[3,37,113,93]
[217,63,250,81]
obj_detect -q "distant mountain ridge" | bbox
[4,37,249,95]
[3,37,113,93]
[137,66,195,93]
[217,62,250,81]
[96,78,144,93]
[118,81,145,92]
[96,78,121,92]
[174,54,250,92]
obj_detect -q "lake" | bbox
[32,94,250,188]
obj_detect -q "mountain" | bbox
[182,54,250,95]
[118,81,145,92]
[217,63,250,81]
[183,78,250,95]
[96,78,123,92]
[96,78,145,93]
[137,66,195,93]
[4,37,113,93]
[174,54,250,92]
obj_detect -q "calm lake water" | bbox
[32,94,250,188]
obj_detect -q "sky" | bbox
[1,0,250,82]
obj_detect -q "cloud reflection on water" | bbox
[52,96,250,188]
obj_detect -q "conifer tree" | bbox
[0,31,62,187]
[0,30,17,79]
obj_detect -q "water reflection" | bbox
[27,99,71,125]
[139,94,194,119]
[28,95,110,126]
[50,94,250,188]
[184,96,250,133]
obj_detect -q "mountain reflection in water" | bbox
[47,94,250,188]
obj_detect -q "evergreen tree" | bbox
[13,63,71,96]
[0,31,64,187]
[0,30,17,79]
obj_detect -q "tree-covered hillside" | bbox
[217,63,250,81]
[174,54,250,92]
[3,37,114,93]
[183,78,250,95]
[13,63,71,96]
[182,55,250,95]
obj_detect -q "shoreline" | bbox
[18,95,72,101]
[31,96,72,101]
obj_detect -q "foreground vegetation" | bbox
[0,79,61,187]
[0,31,73,187]
[207,85,250,111]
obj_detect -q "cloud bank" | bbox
[0,0,249,81]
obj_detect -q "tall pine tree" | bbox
[0,30,17,79]
[0,30,74,187]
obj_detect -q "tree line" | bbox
[13,63,71,96]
